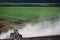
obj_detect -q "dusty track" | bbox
[0,35,60,40]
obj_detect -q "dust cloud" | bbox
[0,16,60,39]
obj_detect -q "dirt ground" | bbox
[0,19,15,33]
[0,35,60,40]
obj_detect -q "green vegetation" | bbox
[0,7,60,20]
[0,7,60,30]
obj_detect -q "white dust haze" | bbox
[0,16,60,39]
